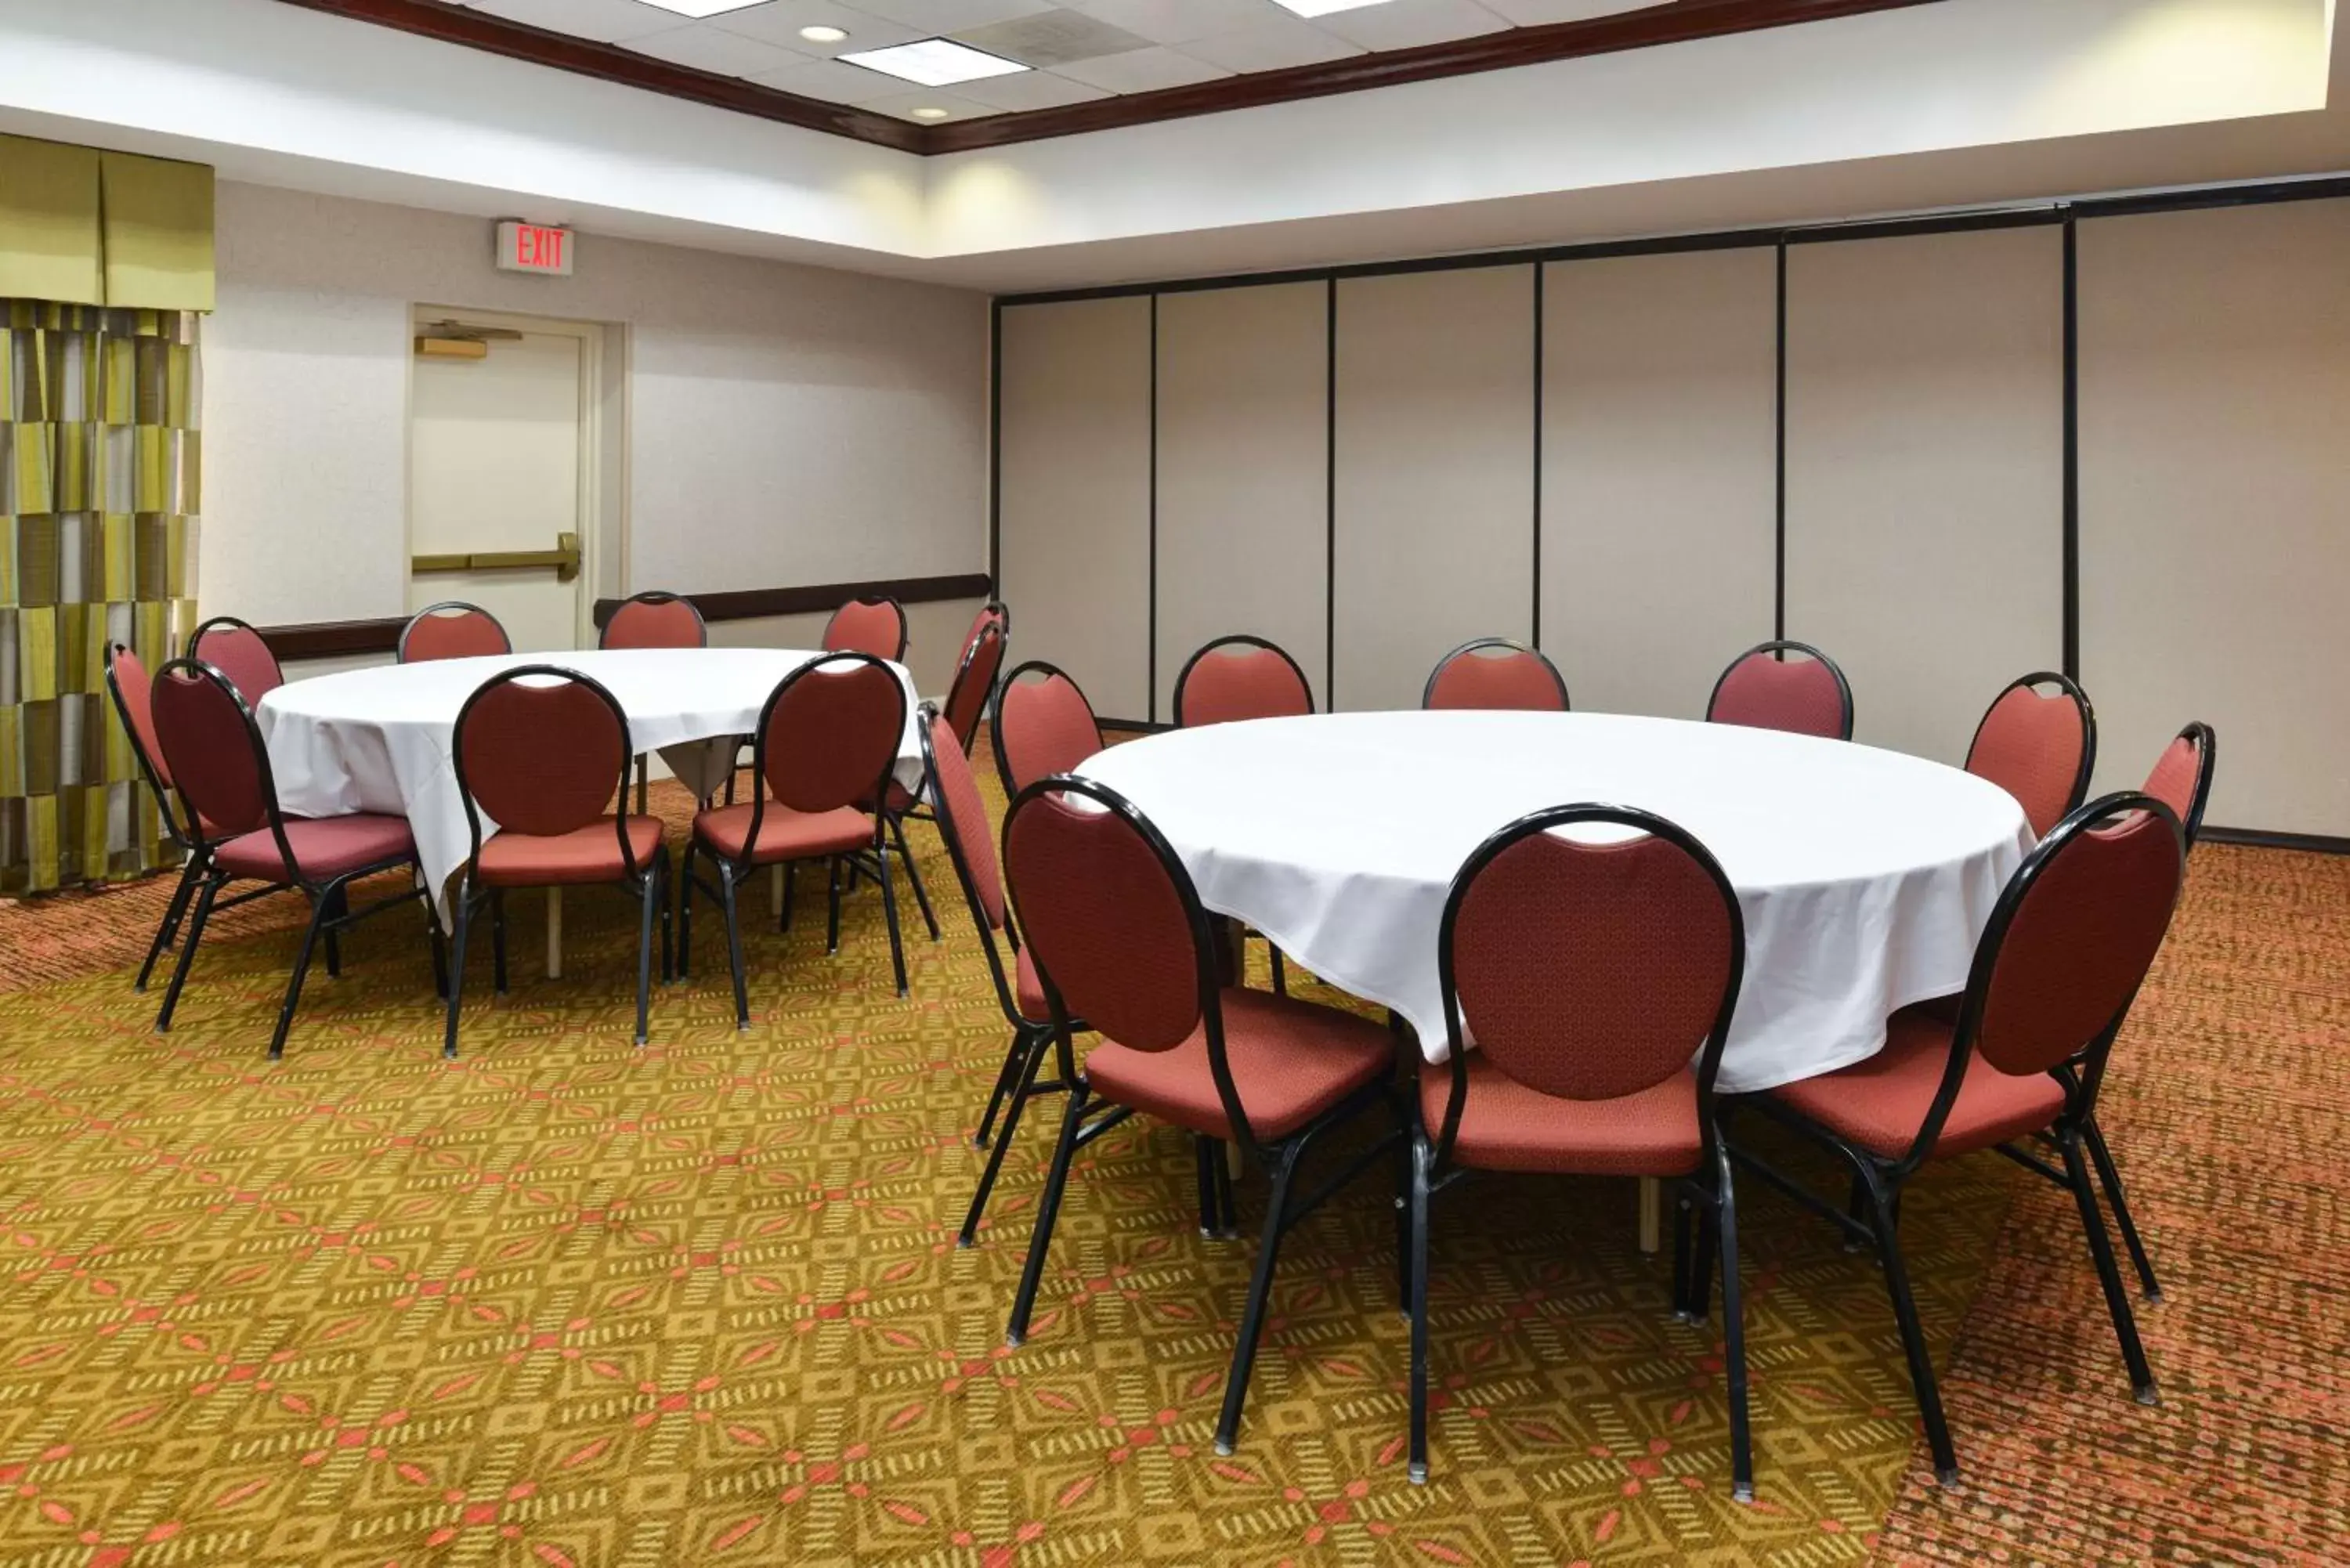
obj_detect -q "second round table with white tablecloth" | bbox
[1074,710,2034,1094]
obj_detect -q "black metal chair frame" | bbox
[1000,773,1408,1458]
[599,591,710,813]
[1965,670,2099,821]
[1720,793,2184,1486]
[1419,637,1571,711]
[1411,804,1752,1495]
[2161,721,2218,851]
[824,595,909,663]
[149,658,446,1060]
[988,659,1104,802]
[444,666,673,1058]
[398,600,512,664]
[106,641,214,994]
[678,652,912,1020]
[1705,639,1855,741]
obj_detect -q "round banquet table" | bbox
[256,648,925,927]
[1074,710,2034,1096]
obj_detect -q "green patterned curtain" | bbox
[0,300,200,894]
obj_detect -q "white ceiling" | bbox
[454,0,1672,122]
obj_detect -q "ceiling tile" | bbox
[1052,43,1231,92]
[622,21,812,74]
[842,0,1058,31]
[707,0,926,52]
[466,0,684,43]
[1307,0,1512,51]
[859,88,1004,120]
[1067,0,1292,47]
[1478,0,1670,23]
[1180,16,1364,72]
[948,67,1114,110]
[743,56,916,102]
[952,11,1154,67]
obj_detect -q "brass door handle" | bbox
[412,531,580,584]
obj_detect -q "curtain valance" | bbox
[0,137,213,312]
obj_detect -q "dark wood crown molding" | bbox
[271,0,1944,157]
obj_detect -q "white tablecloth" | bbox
[1075,710,2033,1093]
[257,648,924,918]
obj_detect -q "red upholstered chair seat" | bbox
[1423,1054,1702,1177]
[1084,989,1392,1142]
[478,816,666,887]
[1770,1006,2066,1160]
[693,801,872,863]
[212,815,418,883]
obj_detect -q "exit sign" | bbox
[496,221,573,276]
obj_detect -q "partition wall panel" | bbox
[1540,249,1777,719]
[996,296,1152,721]
[1332,266,1535,713]
[2078,200,2350,836]
[1154,282,1329,718]
[1784,226,2065,765]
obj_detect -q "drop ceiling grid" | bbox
[451,0,1675,122]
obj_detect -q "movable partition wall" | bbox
[993,186,2350,842]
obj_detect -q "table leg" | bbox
[1638,1177,1661,1254]
[546,887,564,981]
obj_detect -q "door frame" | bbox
[406,304,616,650]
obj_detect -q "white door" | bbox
[408,327,588,652]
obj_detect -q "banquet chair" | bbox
[1706,641,1853,740]
[1409,806,1751,1494]
[1422,638,1571,712]
[105,641,210,993]
[963,599,1009,661]
[1000,775,1406,1456]
[399,602,512,663]
[444,667,671,1056]
[1724,793,2187,1484]
[598,591,708,810]
[991,660,1104,797]
[822,595,909,662]
[148,658,445,1060]
[1965,672,2095,837]
[680,652,912,1016]
[918,703,1091,1245]
[188,616,284,704]
[1173,635,1314,728]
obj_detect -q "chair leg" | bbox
[1214,1140,1304,1457]
[1687,1198,1719,1323]
[1672,1190,1695,1321]
[1195,1135,1218,1238]
[677,844,696,980]
[1270,944,1287,996]
[1007,1082,1090,1346]
[1211,1140,1238,1241]
[490,891,509,995]
[1844,1172,1871,1252]
[718,867,750,1031]
[657,851,675,984]
[1406,1136,1434,1484]
[888,812,941,941]
[154,875,223,1032]
[875,845,909,998]
[1390,1096,1413,1314]
[826,858,844,955]
[2082,1115,2162,1303]
[778,862,796,933]
[269,891,334,1061]
[634,872,658,1047]
[2059,1128,2160,1402]
[136,858,201,993]
[974,1025,1029,1149]
[422,879,449,1003]
[443,894,472,1060]
[1862,1168,1958,1485]
[1712,1148,1755,1503]
[959,1028,1053,1247]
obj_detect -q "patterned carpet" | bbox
[0,756,2339,1566]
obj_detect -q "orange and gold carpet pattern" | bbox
[0,768,2341,1566]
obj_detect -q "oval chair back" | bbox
[401,602,512,663]
[2141,722,2216,851]
[104,641,175,800]
[752,652,906,823]
[942,621,1007,753]
[1965,672,2095,838]
[1173,636,1314,728]
[1706,641,1853,740]
[150,659,278,851]
[452,667,641,876]
[921,702,1007,937]
[992,660,1104,797]
[1431,806,1745,1160]
[188,616,284,704]
[1423,638,1570,713]
[823,596,908,663]
[964,599,1010,660]
[599,591,707,650]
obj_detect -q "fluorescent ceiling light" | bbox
[631,0,771,17]
[1268,0,1398,16]
[839,38,1029,86]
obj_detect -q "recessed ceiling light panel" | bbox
[631,0,772,17]
[1269,0,1398,16]
[838,38,1029,86]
